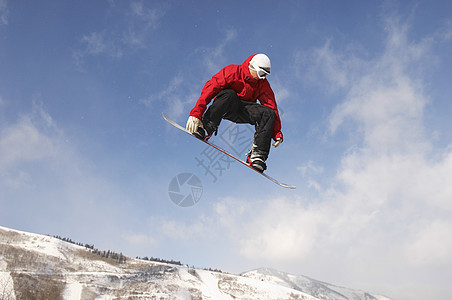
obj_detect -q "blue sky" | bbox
[1,1,452,299]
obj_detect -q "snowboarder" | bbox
[186,53,283,173]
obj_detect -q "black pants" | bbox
[203,89,275,158]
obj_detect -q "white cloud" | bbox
[327,17,431,156]
[0,117,55,171]
[202,28,238,74]
[73,1,164,66]
[150,216,211,241]
[141,73,203,120]
[298,160,324,176]
[125,1,162,47]
[0,0,8,25]
[0,99,135,245]
[406,219,452,266]
[295,38,364,94]
[439,20,452,41]
[81,32,108,55]
[215,197,321,261]
[141,75,191,118]
[289,13,452,299]
[122,233,156,246]
[0,101,62,179]
[73,31,123,66]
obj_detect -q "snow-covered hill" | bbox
[242,268,392,300]
[0,225,392,300]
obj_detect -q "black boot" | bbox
[192,119,217,141]
[246,148,268,173]
[192,126,210,140]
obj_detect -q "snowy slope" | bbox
[242,268,392,300]
[0,225,392,300]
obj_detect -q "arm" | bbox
[189,66,235,119]
[258,81,283,143]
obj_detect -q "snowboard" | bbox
[162,112,296,189]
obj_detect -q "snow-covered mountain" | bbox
[242,269,392,300]
[0,225,392,300]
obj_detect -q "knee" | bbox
[216,89,237,100]
[214,89,241,110]
[263,107,276,121]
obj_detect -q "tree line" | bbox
[51,234,224,272]
[52,235,125,264]
[135,256,182,266]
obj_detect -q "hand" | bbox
[272,138,283,148]
[186,116,203,133]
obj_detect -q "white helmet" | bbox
[249,54,271,79]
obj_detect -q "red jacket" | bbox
[189,54,283,141]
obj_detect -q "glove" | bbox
[272,138,283,148]
[186,116,203,133]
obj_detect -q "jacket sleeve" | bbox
[189,66,233,119]
[258,81,283,141]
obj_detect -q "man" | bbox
[186,53,283,173]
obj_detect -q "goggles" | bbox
[250,64,270,79]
